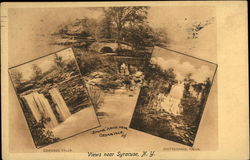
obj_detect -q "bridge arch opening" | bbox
[100,46,114,53]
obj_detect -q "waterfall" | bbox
[33,92,59,129]
[160,82,185,115]
[21,92,58,129]
[22,93,42,122]
[49,88,71,121]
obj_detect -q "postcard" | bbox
[2,2,248,160]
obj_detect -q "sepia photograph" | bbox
[130,46,217,146]
[73,48,148,126]
[8,48,100,148]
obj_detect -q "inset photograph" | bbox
[130,46,217,146]
[9,48,100,148]
[72,46,149,126]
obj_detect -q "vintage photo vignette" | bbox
[129,46,218,147]
[8,47,101,149]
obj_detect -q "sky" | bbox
[151,46,216,83]
[9,48,76,81]
[8,6,216,67]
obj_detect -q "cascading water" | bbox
[22,93,42,122]
[160,82,185,115]
[49,88,71,121]
[21,92,58,129]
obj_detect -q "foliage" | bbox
[103,7,149,43]
[78,52,103,75]
[102,7,168,50]
[181,95,200,124]
[54,54,64,71]
[100,56,119,74]
[99,10,113,39]
[184,73,194,83]
[204,77,212,95]
[98,74,122,91]
[102,6,168,50]
[10,69,23,87]
[75,49,120,76]
[122,24,154,50]
[64,59,78,73]
[192,83,203,96]
[144,63,176,84]
[130,106,195,146]
[181,76,212,125]
[30,117,60,147]
[191,77,212,126]
[32,64,43,81]
[152,28,169,48]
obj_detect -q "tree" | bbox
[54,54,64,71]
[99,10,113,39]
[122,24,154,50]
[103,7,149,50]
[153,27,169,47]
[102,7,169,51]
[184,73,194,83]
[183,73,195,98]
[10,69,23,87]
[165,68,176,81]
[32,64,43,81]
[193,83,204,98]
[203,77,212,95]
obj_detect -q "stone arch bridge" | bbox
[89,40,132,53]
